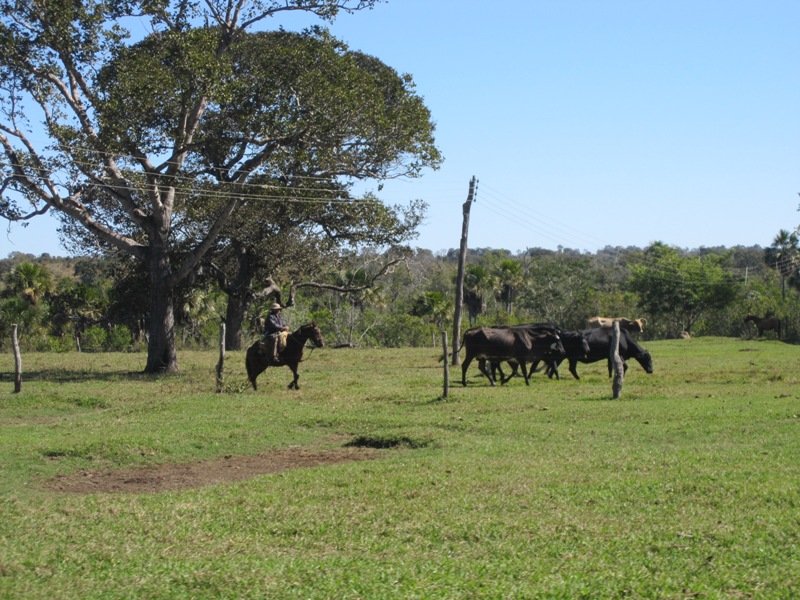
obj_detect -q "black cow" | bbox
[548,327,653,380]
[527,330,591,381]
[461,326,565,387]
[492,328,590,383]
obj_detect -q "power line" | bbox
[478,182,612,250]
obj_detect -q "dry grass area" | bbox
[43,445,380,494]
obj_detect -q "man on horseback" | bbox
[262,303,289,363]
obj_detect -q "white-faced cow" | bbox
[461,325,565,387]
[548,327,653,380]
[586,316,647,333]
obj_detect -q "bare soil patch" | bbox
[44,446,380,494]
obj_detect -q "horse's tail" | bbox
[438,334,465,362]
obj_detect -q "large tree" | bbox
[0,0,439,371]
[628,242,740,335]
[173,29,436,349]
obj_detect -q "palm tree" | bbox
[5,262,53,306]
[766,229,799,300]
[463,264,492,326]
[495,259,523,315]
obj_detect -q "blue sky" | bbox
[2,0,798,257]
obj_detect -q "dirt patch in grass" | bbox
[44,446,380,494]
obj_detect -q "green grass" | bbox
[1,338,799,598]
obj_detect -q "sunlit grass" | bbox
[1,337,799,598]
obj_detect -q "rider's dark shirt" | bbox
[264,312,287,335]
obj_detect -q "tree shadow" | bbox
[0,369,159,384]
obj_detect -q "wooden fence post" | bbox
[216,323,225,393]
[12,324,21,393]
[441,331,449,399]
[611,320,624,399]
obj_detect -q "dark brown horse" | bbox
[744,315,781,338]
[245,322,324,390]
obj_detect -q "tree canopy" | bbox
[0,0,440,371]
[628,242,740,335]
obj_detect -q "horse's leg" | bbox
[246,358,257,390]
[287,362,300,390]
[246,346,270,390]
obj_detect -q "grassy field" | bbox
[1,337,799,598]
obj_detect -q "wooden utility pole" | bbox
[452,176,477,366]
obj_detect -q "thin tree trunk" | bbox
[441,331,449,399]
[216,323,225,393]
[12,324,21,393]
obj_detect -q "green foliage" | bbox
[3,261,53,305]
[518,254,599,329]
[0,1,424,373]
[629,242,741,335]
[367,313,434,348]
[79,325,107,352]
[44,335,75,353]
[105,325,132,352]
[3,241,798,352]
[410,291,451,330]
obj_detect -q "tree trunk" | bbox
[145,249,178,373]
[218,242,258,351]
[224,292,249,351]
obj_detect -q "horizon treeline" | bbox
[1,241,797,353]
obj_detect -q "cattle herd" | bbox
[459,316,654,387]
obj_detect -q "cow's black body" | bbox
[461,326,565,386]
[492,328,589,383]
[548,327,653,380]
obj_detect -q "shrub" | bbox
[80,326,106,352]
[370,313,436,347]
[47,335,76,353]
[104,325,131,351]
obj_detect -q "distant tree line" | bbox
[2,236,798,354]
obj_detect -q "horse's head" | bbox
[303,321,324,348]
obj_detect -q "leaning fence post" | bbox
[216,323,225,393]
[12,324,21,393]
[611,320,624,399]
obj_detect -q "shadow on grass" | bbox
[345,434,437,450]
[0,369,161,384]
